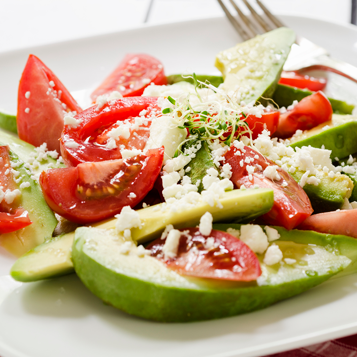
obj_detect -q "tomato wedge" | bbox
[275,91,332,139]
[279,71,327,92]
[241,111,280,139]
[0,146,31,233]
[40,148,164,223]
[298,210,357,238]
[90,54,167,102]
[224,145,313,230]
[17,55,82,152]
[148,228,261,281]
[60,97,159,167]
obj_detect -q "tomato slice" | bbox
[298,210,357,238]
[60,97,159,167]
[279,71,327,92]
[0,146,31,233]
[17,55,82,152]
[90,54,167,102]
[274,91,332,139]
[224,145,313,230]
[148,228,261,281]
[39,148,164,223]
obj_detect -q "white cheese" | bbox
[121,149,143,160]
[240,224,269,254]
[199,212,213,236]
[115,206,142,235]
[263,244,283,265]
[163,229,182,259]
[264,226,280,242]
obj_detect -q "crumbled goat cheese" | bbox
[65,140,80,149]
[20,182,31,189]
[161,224,174,239]
[264,226,280,242]
[227,227,240,238]
[263,244,283,265]
[25,91,31,99]
[240,224,269,254]
[115,206,142,236]
[263,165,281,181]
[220,163,232,179]
[121,149,143,159]
[25,108,30,113]
[284,258,297,265]
[119,241,133,255]
[163,229,182,259]
[199,212,213,236]
[136,245,151,258]
[64,113,82,128]
[4,189,21,204]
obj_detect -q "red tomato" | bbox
[241,111,280,139]
[274,91,332,138]
[224,145,313,230]
[39,148,164,223]
[279,71,327,91]
[90,54,167,102]
[0,146,31,233]
[60,97,159,167]
[147,228,261,281]
[17,55,82,152]
[298,210,357,238]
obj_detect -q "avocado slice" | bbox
[166,74,224,88]
[272,84,354,115]
[289,115,357,160]
[11,188,274,282]
[71,223,351,322]
[184,140,215,192]
[0,145,58,256]
[215,27,295,104]
[0,111,17,134]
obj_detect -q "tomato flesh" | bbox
[241,111,280,139]
[17,55,82,152]
[224,145,313,230]
[40,148,164,223]
[60,97,159,167]
[279,71,327,92]
[275,91,332,138]
[90,54,167,102]
[148,228,261,281]
[0,146,31,233]
[298,210,357,238]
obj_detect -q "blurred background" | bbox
[1,0,355,53]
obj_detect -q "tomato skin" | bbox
[279,71,327,92]
[17,55,82,152]
[242,111,280,139]
[224,145,313,230]
[148,228,261,281]
[90,54,167,102]
[39,148,164,224]
[298,210,357,238]
[0,208,32,234]
[275,91,332,138]
[60,97,159,167]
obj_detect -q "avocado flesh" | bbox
[272,84,354,115]
[215,27,295,104]
[289,115,357,160]
[184,140,215,192]
[288,168,353,213]
[0,111,17,134]
[71,224,350,322]
[11,188,274,282]
[0,142,58,256]
[166,74,224,88]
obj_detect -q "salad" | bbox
[3,27,357,322]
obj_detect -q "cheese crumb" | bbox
[25,91,31,99]
[25,108,30,113]
[264,226,280,242]
[199,212,213,236]
[263,244,283,265]
[115,206,141,236]
[163,229,181,259]
[240,224,269,254]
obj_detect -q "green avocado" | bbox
[166,74,224,88]
[289,115,357,160]
[184,140,215,192]
[288,168,353,213]
[11,188,274,282]
[0,141,58,256]
[0,111,17,134]
[215,27,295,104]
[71,223,351,322]
[272,84,354,114]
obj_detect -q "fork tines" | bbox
[217,0,285,40]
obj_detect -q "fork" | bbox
[217,0,357,84]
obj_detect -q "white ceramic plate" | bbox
[1,15,357,357]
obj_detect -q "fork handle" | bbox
[286,55,357,84]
